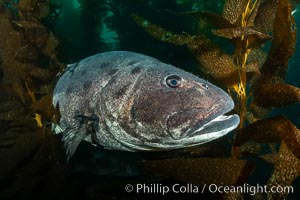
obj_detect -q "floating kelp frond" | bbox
[223,0,248,24]
[18,0,52,20]
[212,26,271,48]
[267,141,300,199]
[254,0,277,33]
[258,0,296,84]
[253,83,300,107]
[210,0,273,50]
[0,3,60,103]
[132,14,240,88]
[234,116,282,146]
[132,14,206,46]
[276,117,300,160]
[235,115,300,160]
[247,47,267,68]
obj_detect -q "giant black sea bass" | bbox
[53,51,240,159]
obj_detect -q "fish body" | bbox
[53,51,239,159]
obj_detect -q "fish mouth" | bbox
[164,110,239,148]
[166,101,240,145]
[185,113,240,141]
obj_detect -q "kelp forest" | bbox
[0,0,300,199]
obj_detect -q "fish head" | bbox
[114,60,240,150]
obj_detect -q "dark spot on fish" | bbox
[83,80,92,90]
[131,66,141,74]
[66,87,73,95]
[130,105,136,119]
[107,68,118,76]
[108,75,117,85]
[115,84,130,97]
[81,70,87,75]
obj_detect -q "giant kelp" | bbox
[0,0,67,199]
[133,0,300,199]
[0,0,299,199]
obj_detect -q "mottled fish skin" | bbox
[53,51,239,159]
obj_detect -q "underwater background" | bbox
[0,0,300,199]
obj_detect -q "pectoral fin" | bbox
[62,114,99,161]
[62,122,86,161]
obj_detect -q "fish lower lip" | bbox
[188,114,240,138]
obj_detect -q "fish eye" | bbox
[166,75,182,88]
